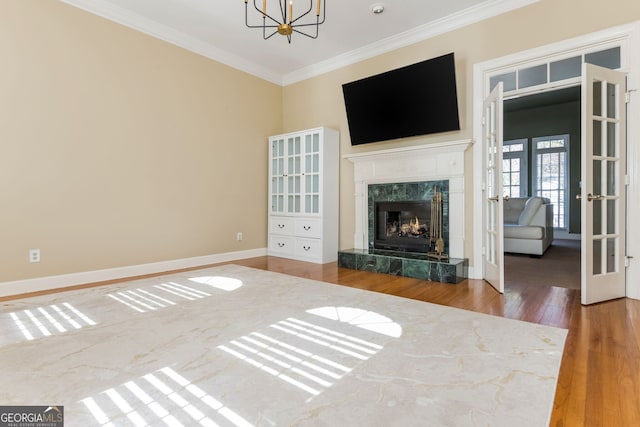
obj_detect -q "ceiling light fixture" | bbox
[371,4,384,14]
[244,1,326,44]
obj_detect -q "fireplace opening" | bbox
[374,201,431,253]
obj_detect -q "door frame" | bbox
[471,21,640,300]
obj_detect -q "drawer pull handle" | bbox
[278,242,286,248]
[303,226,311,231]
[303,245,311,251]
[278,224,285,229]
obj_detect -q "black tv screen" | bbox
[342,53,460,146]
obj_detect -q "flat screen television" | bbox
[342,52,460,146]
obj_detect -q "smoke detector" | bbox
[371,3,385,14]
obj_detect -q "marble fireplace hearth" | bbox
[340,140,472,284]
[338,248,467,283]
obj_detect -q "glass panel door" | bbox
[483,83,505,293]
[304,132,321,214]
[270,138,285,214]
[581,63,626,304]
[287,136,302,214]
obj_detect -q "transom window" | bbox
[490,46,621,92]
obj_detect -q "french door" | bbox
[482,65,628,304]
[483,83,505,293]
[580,63,627,305]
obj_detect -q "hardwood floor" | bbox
[2,255,638,425]
[226,256,640,426]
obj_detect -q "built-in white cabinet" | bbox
[268,127,339,263]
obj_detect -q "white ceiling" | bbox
[59,0,537,85]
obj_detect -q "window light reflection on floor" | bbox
[164,282,212,298]
[307,306,403,337]
[217,310,394,399]
[9,303,96,341]
[81,367,252,427]
[105,277,243,314]
[107,282,212,313]
[188,276,243,291]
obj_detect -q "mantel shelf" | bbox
[343,139,474,163]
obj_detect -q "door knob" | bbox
[488,195,509,202]
[587,193,605,202]
[577,193,605,201]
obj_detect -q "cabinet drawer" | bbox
[295,238,322,261]
[269,217,294,235]
[268,235,294,256]
[294,218,321,238]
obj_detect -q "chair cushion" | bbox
[518,197,544,225]
[504,224,544,239]
[503,198,527,224]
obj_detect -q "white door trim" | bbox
[471,21,640,301]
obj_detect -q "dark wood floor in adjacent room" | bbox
[226,256,640,427]
[505,239,581,290]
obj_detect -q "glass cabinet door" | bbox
[271,130,324,217]
[270,138,286,214]
[287,135,302,214]
[304,132,321,214]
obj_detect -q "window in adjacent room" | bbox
[532,135,569,229]
[503,139,528,198]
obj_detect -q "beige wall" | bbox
[0,1,282,282]
[3,0,639,284]
[282,0,640,262]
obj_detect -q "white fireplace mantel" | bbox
[343,139,473,258]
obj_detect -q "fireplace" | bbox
[374,201,431,253]
[340,140,471,283]
[367,180,449,256]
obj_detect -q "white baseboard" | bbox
[467,266,481,280]
[0,248,268,299]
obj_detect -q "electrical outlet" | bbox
[29,249,41,263]
[236,232,243,241]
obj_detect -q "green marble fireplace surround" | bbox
[338,179,467,284]
[367,180,449,254]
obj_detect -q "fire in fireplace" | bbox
[374,201,431,253]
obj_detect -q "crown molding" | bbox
[283,0,539,85]
[59,0,284,85]
[60,0,538,87]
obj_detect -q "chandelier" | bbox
[244,1,326,43]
